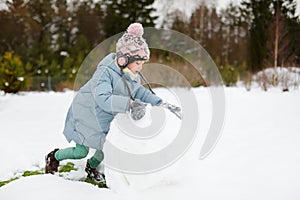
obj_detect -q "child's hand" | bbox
[130,99,147,120]
[160,102,182,119]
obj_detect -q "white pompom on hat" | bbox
[116,23,150,59]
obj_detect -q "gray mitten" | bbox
[160,102,182,119]
[130,99,147,120]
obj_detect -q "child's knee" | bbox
[74,145,89,159]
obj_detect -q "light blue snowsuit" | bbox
[62,53,162,151]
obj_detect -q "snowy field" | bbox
[1,87,300,200]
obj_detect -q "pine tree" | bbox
[103,0,158,38]
[0,52,26,93]
[241,0,273,72]
[74,0,104,48]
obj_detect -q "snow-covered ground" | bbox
[1,87,300,200]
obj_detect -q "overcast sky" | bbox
[218,0,300,14]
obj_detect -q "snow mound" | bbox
[253,67,300,90]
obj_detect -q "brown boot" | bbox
[45,148,60,174]
[85,162,105,183]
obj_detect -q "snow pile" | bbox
[252,67,300,90]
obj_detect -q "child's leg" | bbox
[87,150,104,169]
[54,144,89,161]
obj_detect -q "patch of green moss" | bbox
[58,162,77,173]
[84,178,107,188]
[0,177,18,187]
[23,170,44,177]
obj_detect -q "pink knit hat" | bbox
[116,23,150,60]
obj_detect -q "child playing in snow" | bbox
[45,22,181,182]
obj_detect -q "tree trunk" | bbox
[273,3,279,86]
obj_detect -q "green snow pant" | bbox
[54,144,104,169]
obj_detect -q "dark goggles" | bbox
[127,54,149,64]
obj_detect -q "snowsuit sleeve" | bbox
[92,67,131,114]
[134,80,163,106]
